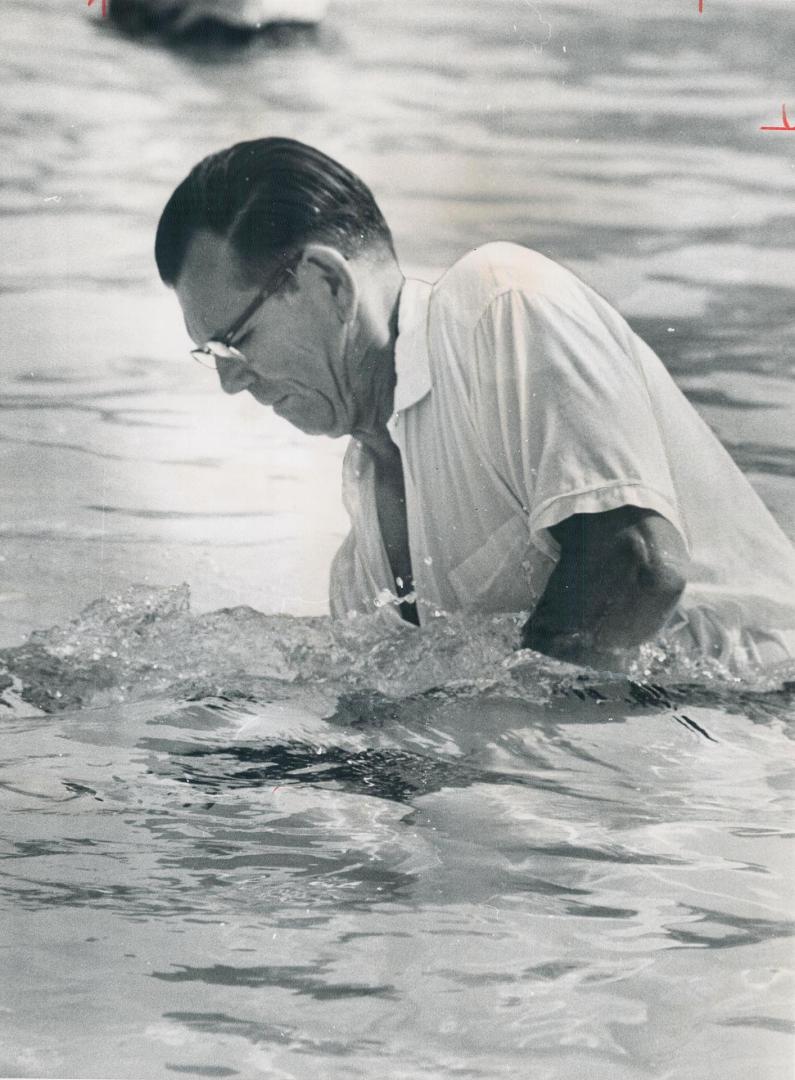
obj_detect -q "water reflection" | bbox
[2,670,793,1075]
[154,964,396,998]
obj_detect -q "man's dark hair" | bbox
[155,137,395,287]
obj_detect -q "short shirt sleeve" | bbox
[471,288,688,559]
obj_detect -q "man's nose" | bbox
[216,356,255,395]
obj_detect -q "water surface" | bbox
[1,1,794,1077]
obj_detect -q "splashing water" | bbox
[3,584,792,721]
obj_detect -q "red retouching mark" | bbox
[760,104,795,132]
[698,0,703,12]
[87,0,108,15]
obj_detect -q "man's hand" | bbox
[520,506,689,668]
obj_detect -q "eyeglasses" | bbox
[190,265,293,370]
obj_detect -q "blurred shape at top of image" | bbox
[106,0,328,40]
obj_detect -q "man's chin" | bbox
[273,395,344,436]
[291,417,346,437]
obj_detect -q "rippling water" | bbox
[1,0,794,1076]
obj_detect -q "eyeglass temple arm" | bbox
[221,264,296,344]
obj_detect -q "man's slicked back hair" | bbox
[155,137,396,287]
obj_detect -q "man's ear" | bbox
[298,244,358,323]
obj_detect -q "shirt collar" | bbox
[391,277,433,420]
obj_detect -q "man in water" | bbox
[155,137,795,670]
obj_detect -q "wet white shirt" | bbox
[330,243,795,667]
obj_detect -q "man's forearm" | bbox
[520,509,688,666]
[521,561,683,663]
